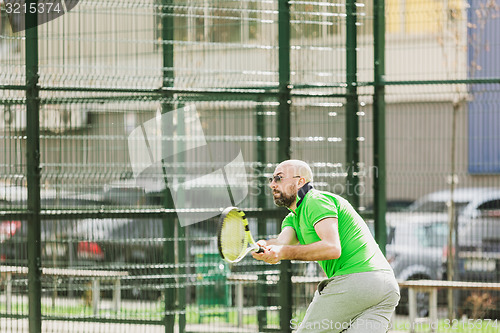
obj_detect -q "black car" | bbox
[1,186,228,301]
[0,197,112,266]
[66,215,217,300]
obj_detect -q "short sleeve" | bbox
[304,192,339,227]
[281,212,295,231]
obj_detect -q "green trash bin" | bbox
[195,252,231,323]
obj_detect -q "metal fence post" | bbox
[162,0,176,332]
[373,0,388,254]
[256,97,269,330]
[346,0,360,210]
[26,2,42,332]
[177,103,187,333]
[278,0,292,331]
[162,172,176,333]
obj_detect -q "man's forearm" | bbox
[280,240,341,261]
[262,238,280,246]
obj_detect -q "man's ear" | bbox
[298,177,307,187]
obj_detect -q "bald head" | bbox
[276,160,313,183]
[269,160,313,208]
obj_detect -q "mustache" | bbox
[272,189,296,208]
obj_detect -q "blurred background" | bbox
[1,0,499,332]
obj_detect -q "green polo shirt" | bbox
[282,188,392,278]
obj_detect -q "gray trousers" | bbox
[294,270,400,333]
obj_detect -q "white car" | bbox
[387,187,500,235]
[404,187,500,219]
[385,187,500,315]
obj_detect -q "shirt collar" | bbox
[296,182,314,208]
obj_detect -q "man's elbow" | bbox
[325,244,341,260]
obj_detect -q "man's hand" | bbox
[251,227,299,264]
[256,240,267,247]
[252,244,283,264]
[252,218,341,263]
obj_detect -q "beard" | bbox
[273,190,296,208]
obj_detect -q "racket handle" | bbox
[256,246,264,253]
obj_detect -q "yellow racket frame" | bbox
[217,207,263,263]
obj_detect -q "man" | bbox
[253,160,400,333]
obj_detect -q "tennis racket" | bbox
[217,207,264,263]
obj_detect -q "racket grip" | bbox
[256,246,264,253]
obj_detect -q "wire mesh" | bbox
[380,1,500,331]
[1,0,500,332]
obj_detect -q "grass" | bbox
[390,317,499,332]
[1,301,497,332]
[0,300,280,326]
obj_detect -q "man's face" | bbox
[268,165,300,208]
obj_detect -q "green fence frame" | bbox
[2,0,500,332]
[9,1,378,332]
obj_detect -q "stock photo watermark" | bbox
[3,0,80,32]
[127,105,248,227]
[127,106,379,226]
[290,318,498,331]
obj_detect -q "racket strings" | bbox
[219,212,248,262]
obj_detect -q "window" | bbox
[468,2,500,173]
[477,200,500,217]
[386,0,464,35]
[469,105,500,173]
[478,200,500,211]
[417,223,448,248]
[155,0,251,44]
[291,1,343,40]
[409,200,469,214]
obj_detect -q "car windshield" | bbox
[416,223,448,247]
[389,223,448,248]
[459,218,500,247]
[409,200,469,214]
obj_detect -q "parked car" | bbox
[364,199,414,213]
[443,214,500,318]
[402,187,500,221]
[66,216,216,300]
[386,188,500,314]
[386,219,449,315]
[386,187,500,315]
[0,187,217,300]
[386,187,500,243]
[456,215,500,282]
[0,196,112,266]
